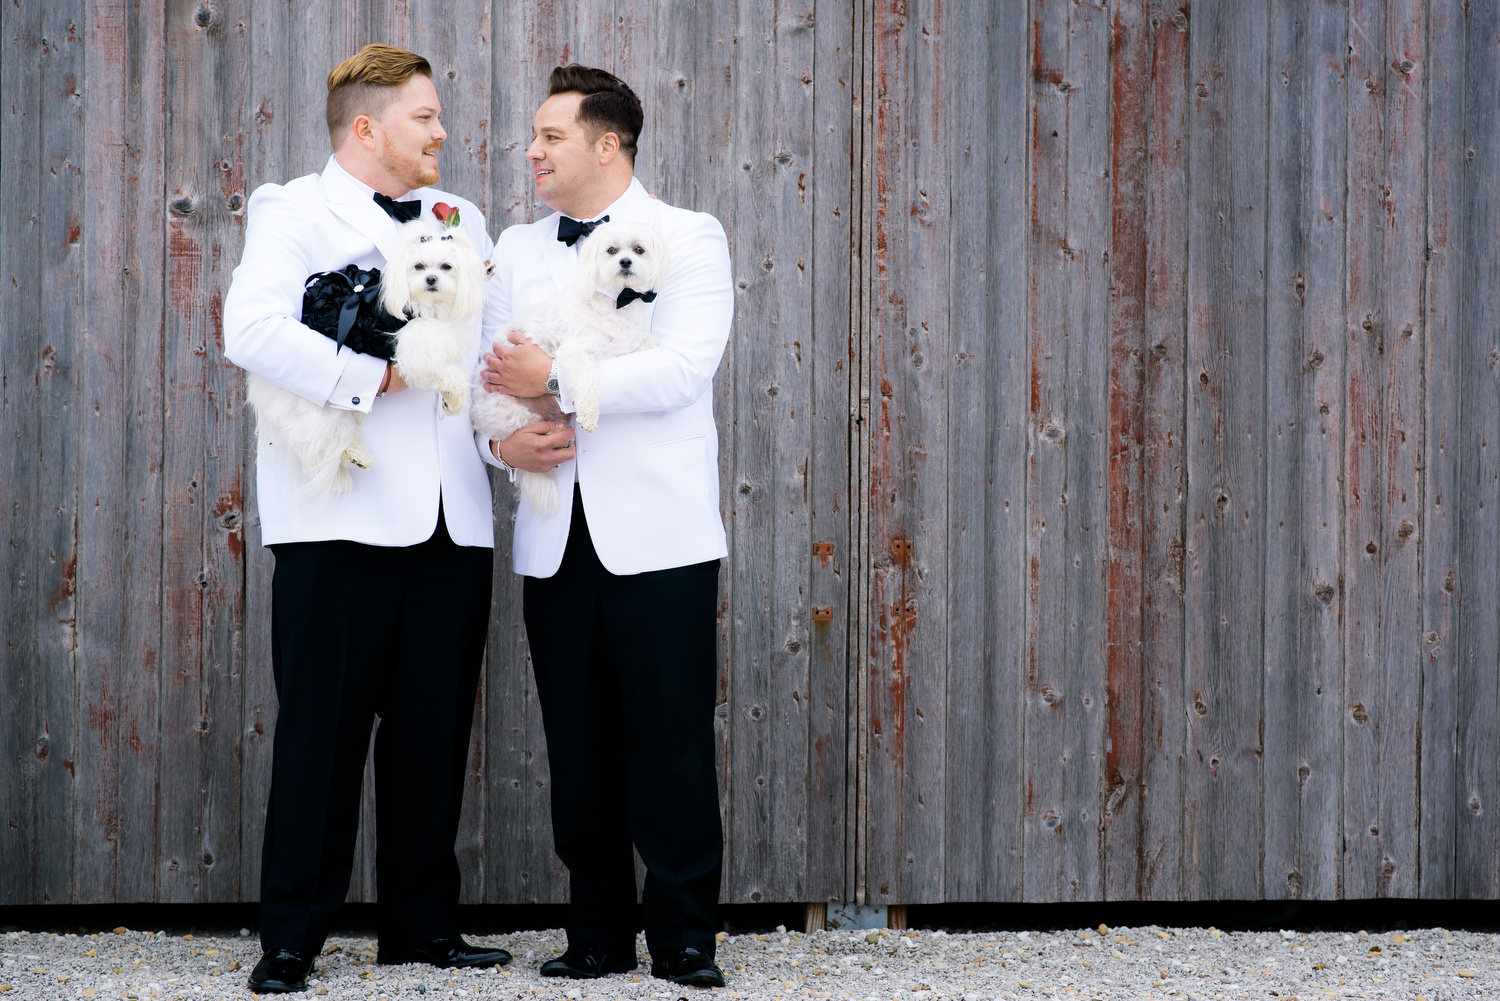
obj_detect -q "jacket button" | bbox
[352,396,361,405]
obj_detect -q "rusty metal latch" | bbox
[812,606,834,623]
[891,539,913,564]
[813,542,834,558]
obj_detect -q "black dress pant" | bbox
[260,508,492,956]
[524,491,723,958]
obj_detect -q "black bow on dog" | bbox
[557,214,610,247]
[615,287,657,309]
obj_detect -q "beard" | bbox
[380,142,441,192]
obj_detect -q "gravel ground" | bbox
[2,924,1497,1000]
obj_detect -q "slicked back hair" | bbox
[326,44,433,148]
[548,64,643,164]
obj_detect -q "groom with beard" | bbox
[223,45,511,993]
[479,65,733,987]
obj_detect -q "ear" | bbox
[596,130,620,166]
[451,242,487,319]
[576,231,606,296]
[380,245,413,317]
[647,229,670,289]
[351,114,377,153]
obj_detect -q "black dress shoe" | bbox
[377,936,513,968]
[651,946,725,987]
[247,949,312,993]
[539,943,638,978]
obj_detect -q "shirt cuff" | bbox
[553,366,577,415]
[327,351,388,413]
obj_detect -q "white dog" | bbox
[247,220,486,496]
[471,219,669,516]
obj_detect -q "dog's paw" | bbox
[343,444,374,470]
[635,335,658,351]
[576,405,600,433]
[441,388,468,415]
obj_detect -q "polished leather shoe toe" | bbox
[248,949,312,993]
[377,936,512,969]
[651,946,725,987]
[540,943,638,978]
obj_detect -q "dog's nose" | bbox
[618,257,632,269]
[425,274,439,286]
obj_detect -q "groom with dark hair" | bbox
[479,64,733,988]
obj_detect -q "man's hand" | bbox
[481,330,552,397]
[493,420,575,473]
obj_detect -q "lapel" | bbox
[320,156,403,264]
[539,213,577,293]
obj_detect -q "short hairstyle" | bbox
[326,44,433,148]
[548,64,643,164]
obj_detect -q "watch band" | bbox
[546,359,562,397]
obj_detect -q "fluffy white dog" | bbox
[471,219,669,516]
[247,220,486,496]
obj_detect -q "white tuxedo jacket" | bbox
[223,155,495,549]
[483,178,732,577]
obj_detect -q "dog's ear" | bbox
[642,226,670,291]
[576,227,610,296]
[448,240,488,321]
[380,237,415,318]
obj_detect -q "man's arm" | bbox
[222,183,387,412]
[475,226,577,473]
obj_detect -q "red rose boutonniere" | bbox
[432,202,462,228]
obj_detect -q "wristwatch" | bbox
[545,359,561,397]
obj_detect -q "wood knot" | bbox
[747,705,765,721]
[1195,84,1208,97]
[1314,582,1335,605]
[1351,703,1370,725]
[1297,763,1311,786]
[1042,810,1061,830]
[194,3,213,28]
[1365,540,1378,555]
[169,196,194,217]
[1309,349,1324,369]
[226,193,244,212]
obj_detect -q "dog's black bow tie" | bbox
[557,214,609,246]
[373,192,423,223]
[615,287,657,309]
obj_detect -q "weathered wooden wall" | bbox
[2,0,1498,906]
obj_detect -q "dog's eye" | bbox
[440,263,453,271]
[412,263,426,271]
[418,235,432,243]
[633,245,645,255]
[440,234,454,242]
[606,246,619,255]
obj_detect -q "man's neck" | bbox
[333,148,412,199]
[551,172,633,221]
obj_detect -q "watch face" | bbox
[547,378,560,394]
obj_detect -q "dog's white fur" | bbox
[246,220,486,496]
[471,219,669,516]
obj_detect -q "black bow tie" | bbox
[557,214,609,246]
[373,192,422,223]
[615,287,657,309]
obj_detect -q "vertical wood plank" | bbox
[1342,0,1425,900]
[33,0,86,906]
[0,0,46,905]
[1183,0,1268,900]
[158,0,249,903]
[1137,0,1191,902]
[1024,0,1110,903]
[1455,0,1500,900]
[1418,0,1464,900]
[1262,0,1347,902]
[724,0,821,905]
[942,0,1029,903]
[1103,0,1150,901]
[866,0,950,906]
[805,0,853,904]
